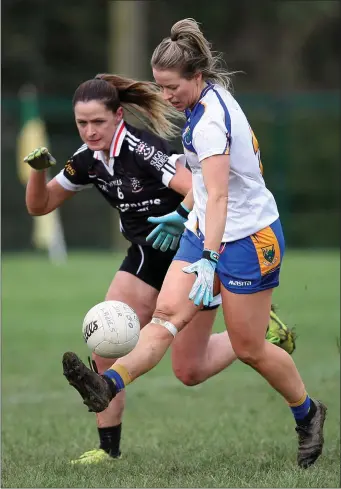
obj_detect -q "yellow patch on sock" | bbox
[288,392,307,407]
[109,364,132,386]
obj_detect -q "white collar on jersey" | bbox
[93,120,127,175]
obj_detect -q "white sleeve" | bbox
[192,114,230,162]
[55,170,93,192]
[162,153,187,187]
[170,154,187,166]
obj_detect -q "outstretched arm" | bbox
[146,159,194,251]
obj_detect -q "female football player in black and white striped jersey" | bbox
[25,74,295,464]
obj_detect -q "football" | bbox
[82,300,140,358]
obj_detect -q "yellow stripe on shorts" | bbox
[250,225,281,276]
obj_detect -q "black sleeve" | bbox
[133,132,185,187]
[55,146,93,191]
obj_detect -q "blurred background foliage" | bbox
[2,0,340,250]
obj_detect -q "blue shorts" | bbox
[173,219,285,294]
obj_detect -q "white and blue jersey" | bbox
[182,82,279,242]
[176,82,285,294]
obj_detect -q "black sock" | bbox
[98,424,122,457]
[296,399,317,427]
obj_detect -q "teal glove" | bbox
[182,249,219,307]
[146,203,190,252]
[24,147,56,170]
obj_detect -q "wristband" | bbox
[202,249,219,264]
[176,202,190,220]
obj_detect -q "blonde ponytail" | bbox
[152,18,236,92]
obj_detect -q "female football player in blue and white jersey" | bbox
[26,73,294,464]
[61,19,326,469]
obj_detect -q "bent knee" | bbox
[172,363,204,387]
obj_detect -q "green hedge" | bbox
[2,93,339,250]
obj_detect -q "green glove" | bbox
[24,147,56,170]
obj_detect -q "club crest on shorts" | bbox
[261,244,276,264]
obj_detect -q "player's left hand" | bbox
[146,203,189,252]
[182,249,219,307]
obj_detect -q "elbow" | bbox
[26,204,48,216]
[27,208,43,216]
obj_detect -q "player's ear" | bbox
[115,106,124,122]
[193,72,202,83]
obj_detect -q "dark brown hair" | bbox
[73,74,182,139]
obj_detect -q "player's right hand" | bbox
[24,147,57,170]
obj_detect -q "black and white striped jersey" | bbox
[55,121,185,245]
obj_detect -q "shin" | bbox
[108,261,200,383]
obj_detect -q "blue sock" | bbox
[104,369,125,392]
[289,393,312,423]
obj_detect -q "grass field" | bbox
[2,250,340,488]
